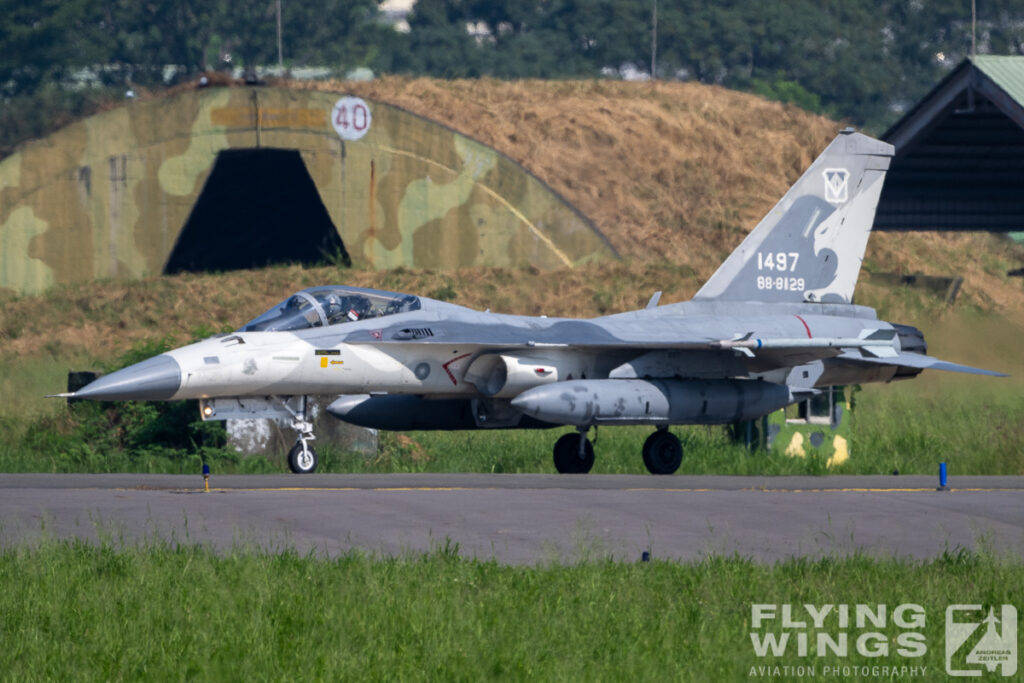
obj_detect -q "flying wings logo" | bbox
[822,168,849,204]
[946,605,1017,677]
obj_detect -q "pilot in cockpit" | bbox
[320,294,345,324]
[318,293,371,324]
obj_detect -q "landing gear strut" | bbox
[283,395,318,474]
[552,429,594,474]
[642,429,683,475]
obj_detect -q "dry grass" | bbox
[304,77,838,272]
[866,231,1024,317]
[0,262,703,361]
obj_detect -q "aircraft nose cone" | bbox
[74,354,182,401]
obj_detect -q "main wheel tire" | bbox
[288,442,318,474]
[642,431,682,475]
[552,433,595,474]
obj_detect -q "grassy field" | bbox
[1,377,1022,478]
[2,370,1021,476]
[1,539,1020,681]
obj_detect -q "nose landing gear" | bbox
[288,440,318,474]
[284,396,318,474]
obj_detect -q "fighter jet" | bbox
[58,129,1003,474]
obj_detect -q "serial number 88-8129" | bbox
[757,276,805,291]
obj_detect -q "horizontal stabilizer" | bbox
[840,351,1007,377]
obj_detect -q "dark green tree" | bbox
[397,0,485,77]
[5,0,1024,148]
[284,0,401,73]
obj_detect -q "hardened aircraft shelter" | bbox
[0,86,616,295]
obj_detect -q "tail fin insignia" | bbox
[694,130,894,304]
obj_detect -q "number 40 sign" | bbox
[330,97,372,141]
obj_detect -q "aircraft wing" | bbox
[341,322,915,366]
[341,320,1007,377]
[837,350,1007,377]
[345,319,894,349]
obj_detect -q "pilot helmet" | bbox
[323,294,342,316]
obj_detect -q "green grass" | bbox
[1,539,1021,681]
[0,440,280,475]
[852,380,1024,475]
[0,351,98,418]
[2,378,1022,475]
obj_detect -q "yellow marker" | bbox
[785,432,806,458]
[827,435,849,468]
[320,357,329,368]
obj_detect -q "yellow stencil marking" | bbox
[827,435,849,468]
[785,432,806,458]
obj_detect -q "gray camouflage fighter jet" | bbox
[58,129,1003,474]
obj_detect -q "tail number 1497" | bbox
[757,252,800,272]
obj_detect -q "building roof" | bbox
[973,55,1024,105]
[876,56,1024,231]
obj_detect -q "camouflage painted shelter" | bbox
[0,86,616,295]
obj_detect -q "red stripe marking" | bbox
[794,315,812,338]
[442,353,472,385]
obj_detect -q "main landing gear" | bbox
[283,395,318,474]
[642,428,683,475]
[552,430,595,474]
[551,426,683,475]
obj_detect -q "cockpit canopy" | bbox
[239,286,421,332]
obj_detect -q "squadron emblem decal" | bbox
[822,168,849,204]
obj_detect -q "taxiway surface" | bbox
[2,474,1021,563]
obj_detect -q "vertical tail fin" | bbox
[693,129,893,304]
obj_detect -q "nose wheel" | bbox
[288,440,318,474]
[552,431,594,474]
[282,395,318,474]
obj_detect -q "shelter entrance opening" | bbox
[163,148,348,274]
